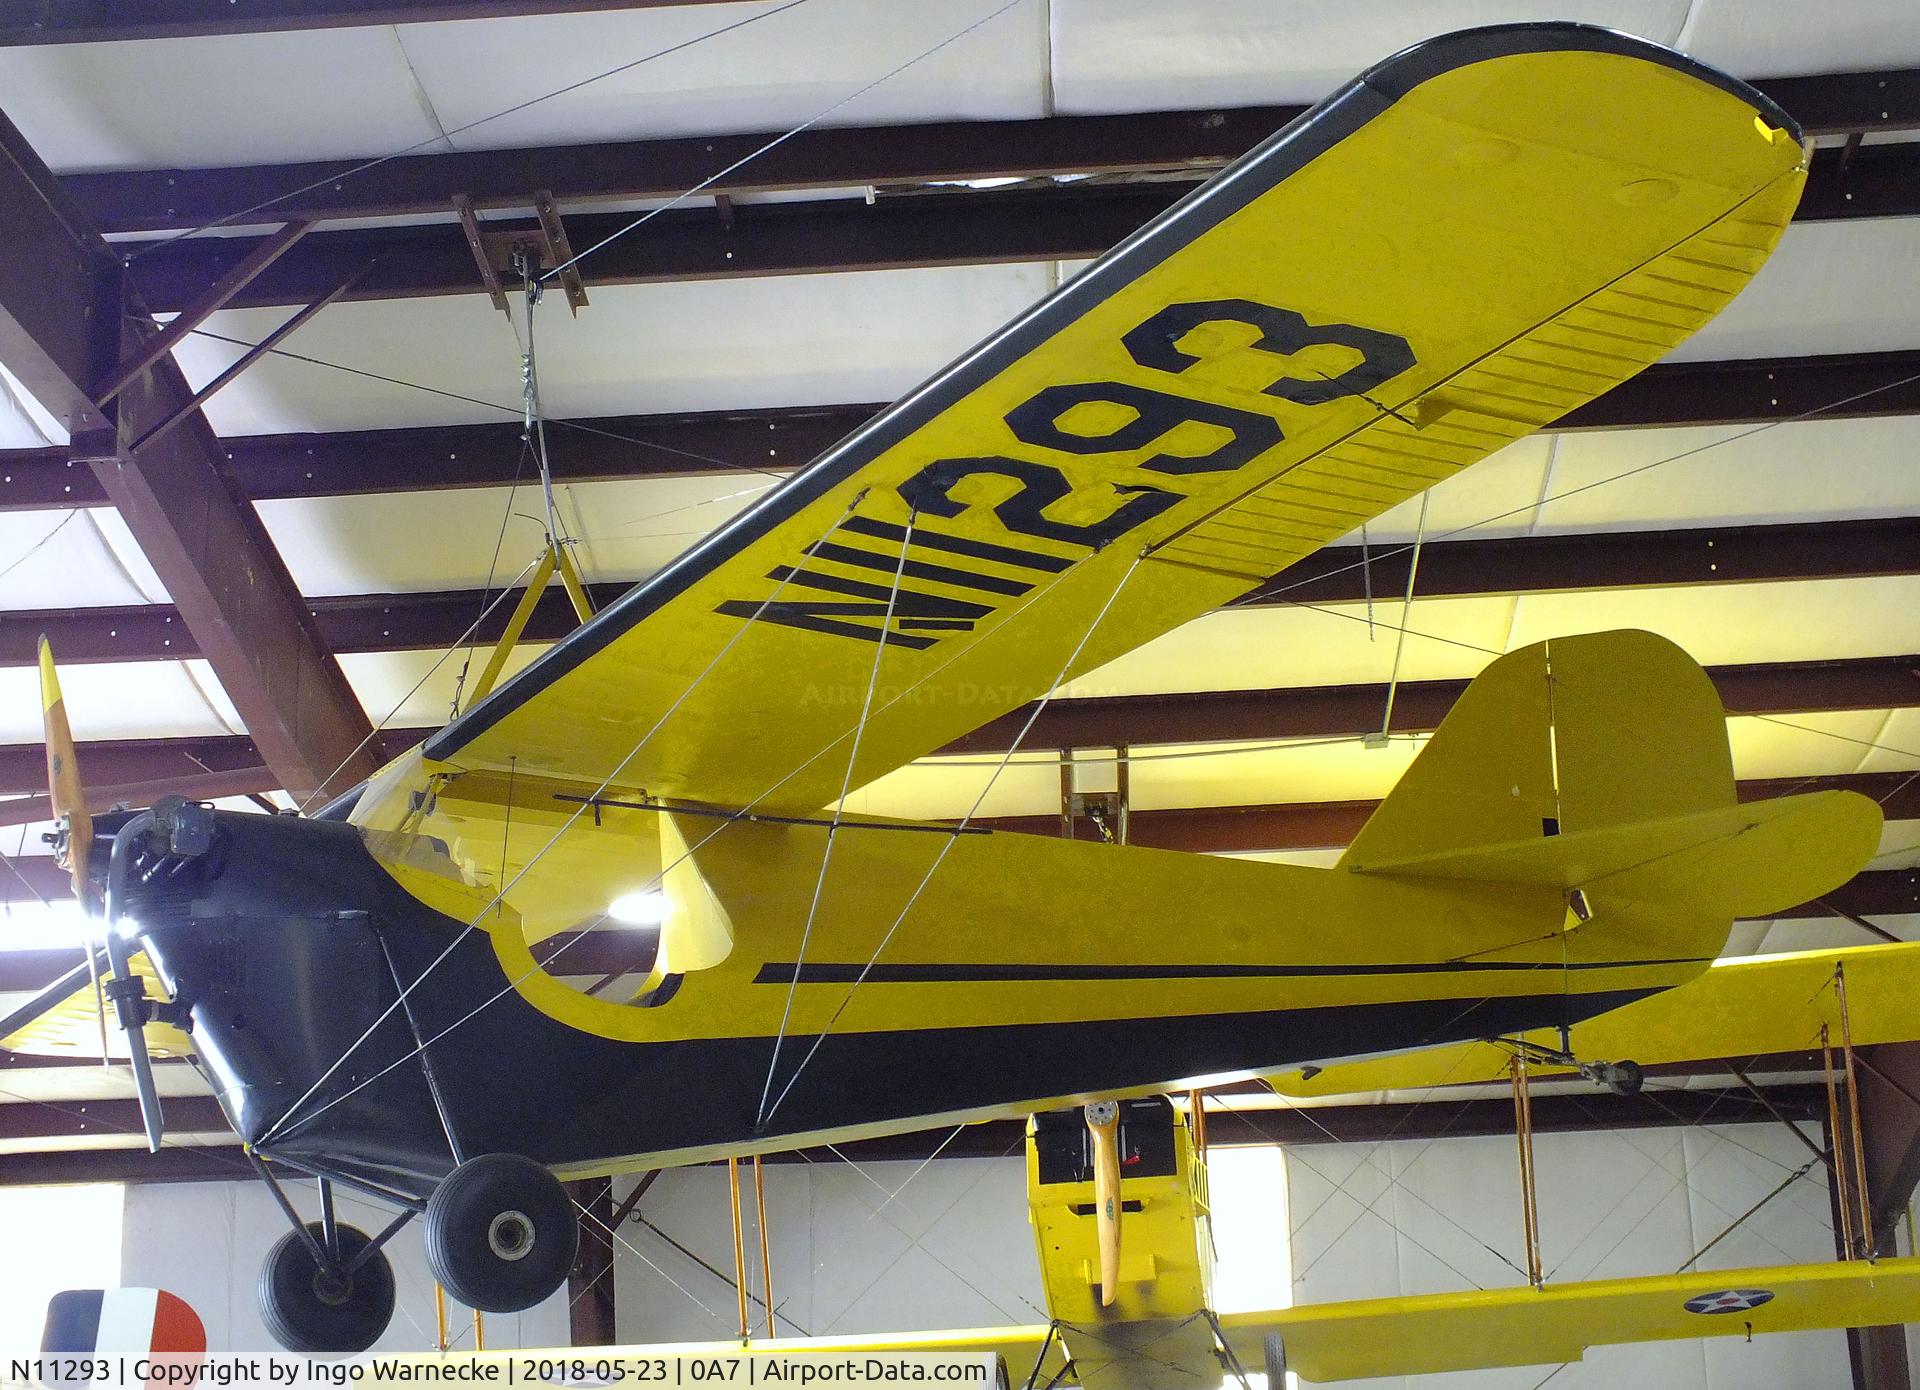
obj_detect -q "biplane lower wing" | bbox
[362,1259,1920,1387]
[1267,940,1920,1100]
[406,23,1806,816]
[1221,1257,1920,1383]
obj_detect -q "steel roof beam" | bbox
[0,653,1912,795]
[5,349,1919,513]
[59,71,1920,235]
[120,140,1920,315]
[0,108,382,804]
[0,0,735,44]
[6,516,1919,666]
[942,654,1920,754]
[978,772,1920,853]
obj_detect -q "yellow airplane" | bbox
[2,18,1892,1370]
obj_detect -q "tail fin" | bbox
[1341,631,1880,920]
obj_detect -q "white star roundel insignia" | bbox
[1684,1289,1776,1315]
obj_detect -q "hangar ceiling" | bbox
[0,0,1915,1191]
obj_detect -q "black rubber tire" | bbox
[1608,1059,1646,1096]
[258,1222,395,1353]
[425,1153,577,1314]
[1263,1332,1288,1384]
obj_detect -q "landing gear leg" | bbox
[251,1160,407,1352]
[1498,1038,1643,1096]
[425,1153,577,1314]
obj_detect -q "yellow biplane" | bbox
[3,18,1900,1374]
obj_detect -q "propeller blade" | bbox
[38,637,93,903]
[102,930,165,1152]
[1085,1100,1122,1307]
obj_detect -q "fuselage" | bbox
[115,790,1709,1203]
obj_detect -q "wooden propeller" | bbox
[1086,1100,1122,1306]
[38,636,92,903]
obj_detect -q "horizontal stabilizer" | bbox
[1351,789,1881,919]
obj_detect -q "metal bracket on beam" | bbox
[533,192,588,314]
[475,191,588,316]
[452,193,508,314]
[67,425,119,465]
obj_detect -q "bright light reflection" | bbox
[0,896,102,951]
[607,891,668,926]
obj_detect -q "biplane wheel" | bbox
[425,1153,577,1314]
[1262,1332,1288,1384]
[259,1221,395,1353]
[1605,1060,1645,1096]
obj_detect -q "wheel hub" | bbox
[311,1269,353,1308]
[488,1210,535,1262]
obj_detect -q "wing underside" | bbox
[410,24,1806,816]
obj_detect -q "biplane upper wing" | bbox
[421,24,1805,814]
[1266,940,1920,1099]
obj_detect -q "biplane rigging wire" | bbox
[811,1138,1042,1334]
[758,551,1147,1127]
[120,0,823,260]
[539,0,1035,287]
[571,1195,726,1323]
[1250,1053,1514,1289]
[756,509,919,1129]
[261,496,865,1144]
[1272,1103,1525,1288]
[1545,1087,1820,1283]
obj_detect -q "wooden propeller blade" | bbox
[38,636,92,901]
[1086,1100,1121,1307]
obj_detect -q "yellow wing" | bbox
[1220,1258,1920,1383]
[423,24,1805,814]
[1268,941,1920,1099]
[0,950,192,1060]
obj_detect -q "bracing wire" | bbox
[758,550,1146,1126]
[183,326,788,482]
[294,550,546,813]
[260,542,1114,1138]
[123,0,823,259]
[260,495,865,1144]
[542,0,1034,285]
[756,509,918,1127]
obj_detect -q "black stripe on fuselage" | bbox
[753,958,1708,984]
